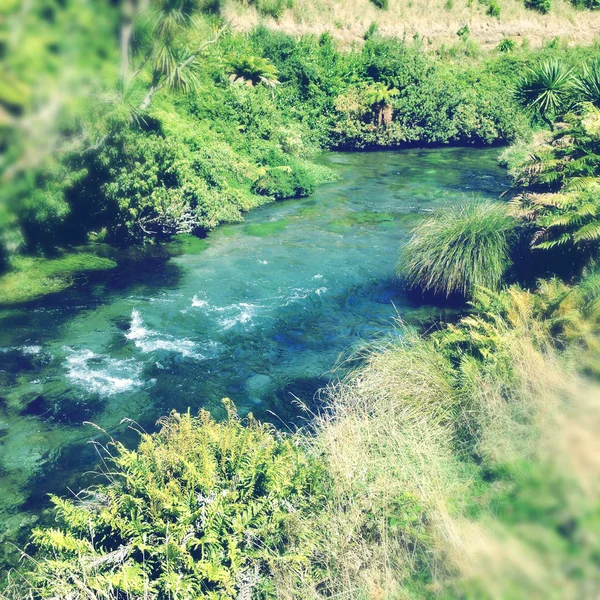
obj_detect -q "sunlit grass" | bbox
[299,283,600,598]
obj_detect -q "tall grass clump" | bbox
[307,337,462,597]
[398,200,516,298]
[303,281,600,598]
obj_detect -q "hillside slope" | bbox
[224,0,600,48]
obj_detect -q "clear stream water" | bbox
[0,148,509,572]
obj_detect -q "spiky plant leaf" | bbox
[533,232,572,249]
[574,59,600,108]
[515,60,574,123]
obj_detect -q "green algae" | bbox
[296,201,321,219]
[169,234,210,255]
[326,211,397,233]
[219,226,239,237]
[0,253,117,305]
[244,220,288,237]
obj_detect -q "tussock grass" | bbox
[290,282,600,598]
[299,338,464,597]
[398,199,516,298]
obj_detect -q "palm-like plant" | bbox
[364,82,398,127]
[574,59,600,108]
[515,60,574,130]
[227,55,279,88]
[131,0,227,110]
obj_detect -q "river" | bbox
[0,148,509,572]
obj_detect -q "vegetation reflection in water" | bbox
[0,148,509,569]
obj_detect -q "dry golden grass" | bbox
[301,338,465,597]
[224,0,600,48]
[294,306,600,598]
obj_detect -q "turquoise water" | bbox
[0,148,509,571]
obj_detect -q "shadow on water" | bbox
[0,147,511,574]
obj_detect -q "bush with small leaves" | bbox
[251,164,316,200]
[525,0,551,13]
[252,0,293,18]
[487,0,501,17]
[570,0,600,7]
[497,38,516,52]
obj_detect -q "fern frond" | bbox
[544,212,584,228]
[574,221,600,243]
[576,203,599,217]
[563,176,600,193]
[529,193,575,208]
[533,232,572,249]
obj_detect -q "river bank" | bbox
[0,147,509,576]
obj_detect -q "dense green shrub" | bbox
[332,52,527,148]
[369,0,389,9]
[4,403,328,599]
[252,0,293,18]
[398,200,517,297]
[487,0,501,17]
[570,0,600,7]
[497,38,516,52]
[95,127,262,239]
[525,0,551,13]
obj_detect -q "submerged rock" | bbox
[245,373,277,400]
